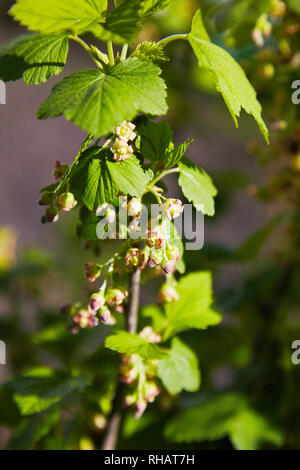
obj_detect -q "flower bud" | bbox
[252,28,264,48]
[139,326,161,343]
[56,192,77,212]
[135,400,147,419]
[165,243,180,263]
[144,380,160,403]
[125,248,148,269]
[71,325,79,335]
[124,394,136,407]
[74,309,98,329]
[148,249,164,268]
[120,362,138,384]
[85,262,101,283]
[115,121,136,142]
[45,206,59,223]
[146,229,164,250]
[158,284,179,304]
[127,198,142,218]
[96,204,116,223]
[161,260,176,275]
[106,288,128,306]
[38,192,52,206]
[111,139,134,162]
[99,306,116,325]
[89,292,106,311]
[163,198,184,220]
[53,161,68,181]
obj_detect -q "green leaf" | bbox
[70,148,150,210]
[107,156,150,198]
[140,0,171,17]
[69,148,117,211]
[140,120,193,170]
[0,33,69,85]
[93,0,144,44]
[115,0,171,17]
[229,408,283,450]
[9,368,90,415]
[141,305,167,333]
[164,272,221,339]
[163,138,194,170]
[157,338,200,395]
[7,407,60,450]
[165,393,245,443]
[140,120,173,162]
[165,393,283,450]
[37,57,167,137]
[77,209,100,241]
[178,158,217,217]
[131,41,169,64]
[188,9,269,142]
[10,0,108,35]
[105,331,167,360]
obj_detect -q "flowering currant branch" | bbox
[2,0,269,451]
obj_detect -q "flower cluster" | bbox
[120,353,161,419]
[163,198,184,220]
[158,283,179,304]
[147,226,180,274]
[39,161,77,223]
[111,121,137,162]
[66,284,129,334]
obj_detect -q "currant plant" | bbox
[0,0,269,450]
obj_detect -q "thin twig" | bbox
[101,268,141,450]
[126,268,141,334]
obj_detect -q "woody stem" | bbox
[101,268,141,450]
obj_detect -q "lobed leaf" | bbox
[0,33,69,85]
[164,271,221,339]
[37,58,167,137]
[188,9,269,142]
[105,331,167,360]
[70,148,151,211]
[157,338,201,395]
[140,120,193,170]
[70,148,117,211]
[8,368,90,416]
[178,158,217,216]
[9,0,108,35]
[165,393,283,450]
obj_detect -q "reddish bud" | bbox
[89,292,106,311]
[85,262,101,283]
